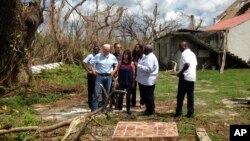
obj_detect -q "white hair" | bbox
[103,44,111,50]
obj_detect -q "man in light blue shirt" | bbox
[90,44,118,111]
[135,44,159,115]
[83,45,100,108]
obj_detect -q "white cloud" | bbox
[52,0,235,27]
[96,0,234,26]
[165,11,182,20]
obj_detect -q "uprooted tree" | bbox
[0,0,43,86]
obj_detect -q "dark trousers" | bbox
[87,73,96,108]
[118,85,131,111]
[138,82,145,105]
[131,81,137,107]
[138,83,155,114]
[176,78,195,115]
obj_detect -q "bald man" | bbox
[83,45,100,108]
[90,44,118,111]
[175,41,197,118]
[135,44,159,115]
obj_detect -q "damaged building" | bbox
[154,0,250,70]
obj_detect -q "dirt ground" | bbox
[32,92,178,140]
[31,90,250,140]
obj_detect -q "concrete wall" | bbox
[228,20,250,63]
[155,34,215,69]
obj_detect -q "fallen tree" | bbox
[0,84,126,141]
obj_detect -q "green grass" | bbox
[0,65,85,140]
[34,65,86,85]
[31,66,250,140]
[153,69,250,140]
[1,65,249,140]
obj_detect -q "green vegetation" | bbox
[0,65,249,140]
[153,69,250,140]
[34,65,86,85]
[0,65,85,140]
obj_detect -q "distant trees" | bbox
[0,1,183,86]
[34,0,125,64]
[118,3,182,45]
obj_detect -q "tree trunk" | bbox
[0,0,43,86]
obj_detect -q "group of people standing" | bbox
[83,43,159,115]
[83,41,197,118]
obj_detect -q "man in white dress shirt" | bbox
[135,44,159,115]
[175,41,197,118]
[90,44,118,112]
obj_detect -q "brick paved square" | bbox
[112,122,179,141]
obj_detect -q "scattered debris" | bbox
[222,98,250,108]
[196,128,211,141]
[32,62,64,74]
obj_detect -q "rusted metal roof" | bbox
[207,13,250,31]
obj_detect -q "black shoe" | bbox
[127,111,132,115]
[142,111,149,116]
[143,111,155,116]
[186,113,193,118]
[174,113,182,117]
[140,100,145,105]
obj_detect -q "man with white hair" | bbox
[90,44,118,112]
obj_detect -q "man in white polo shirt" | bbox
[175,41,197,118]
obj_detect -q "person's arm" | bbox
[131,62,136,88]
[137,57,155,73]
[82,55,92,73]
[82,63,92,73]
[91,66,97,76]
[89,54,99,76]
[131,62,136,81]
[116,62,121,77]
[177,54,190,77]
[111,65,118,77]
[177,63,189,77]
[111,58,118,77]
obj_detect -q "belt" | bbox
[98,73,111,76]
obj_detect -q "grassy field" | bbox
[155,69,250,140]
[0,65,249,140]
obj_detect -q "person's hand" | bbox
[110,71,115,77]
[177,72,183,78]
[93,71,97,76]
[134,62,138,67]
[88,70,93,74]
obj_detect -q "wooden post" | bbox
[220,31,228,74]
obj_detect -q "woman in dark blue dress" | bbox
[117,50,135,115]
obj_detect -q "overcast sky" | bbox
[71,0,235,27]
